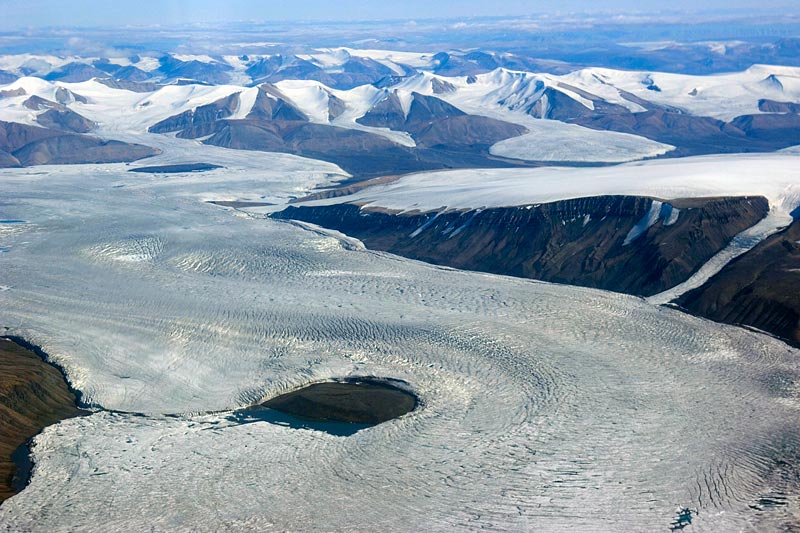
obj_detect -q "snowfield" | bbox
[305,151,800,214]
[488,121,673,163]
[559,64,800,122]
[0,141,799,530]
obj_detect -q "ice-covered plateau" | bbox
[0,136,799,531]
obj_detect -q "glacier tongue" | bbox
[0,152,798,531]
[647,207,794,304]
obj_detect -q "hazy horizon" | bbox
[1,1,799,29]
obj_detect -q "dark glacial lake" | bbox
[231,378,418,436]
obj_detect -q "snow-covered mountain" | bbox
[3,48,799,111]
[0,48,581,88]
[2,56,799,170]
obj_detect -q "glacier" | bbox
[0,141,799,531]
[300,152,800,213]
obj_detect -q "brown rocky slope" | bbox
[273,195,768,297]
[0,338,85,502]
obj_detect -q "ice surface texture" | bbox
[0,150,798,531]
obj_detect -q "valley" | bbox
[0,16,799,531]
[1,155,799,531]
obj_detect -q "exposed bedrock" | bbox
[95,78,162,93]
[245,83,308,122]
[757,99,800,113]
[357,91,527,148]
[23,96,95,133]
[678,216,800,348]
[273,195,769,297]
[539,87,800,155]
[13,136,159,166]
[0,338,86,502]
[36,109,95,134]
[149,92,241,136]
[193,118,529,178]
[147,88,530,178]
[0,121,160,167]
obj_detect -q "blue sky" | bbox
[0,0,795,28]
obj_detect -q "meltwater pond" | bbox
[233,377,418,436]
[262,378,417,424]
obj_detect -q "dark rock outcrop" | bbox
[0,120,160,167]
[373,75,409,89]
[757,99,800,113]
[327,93,347,121]
[22,95,58,111]
[95,78,161,93]
[43,62,106,82]
[273,195,769,297]
[527,86,597,120]
[495,81,800,156]
[198,117,530,178]
[678,217,800,347]
[149,92,241,136]
[559,91,800,155]
[112,65,152,82]
[356,91,406,130]
[0,88,26,98]
[147,86,530,177]
[92,58,124,75]
[13,135,159,166]
[431,78,457,94]
[406,92,466,123]
[246,84,307,122]
[256,57,321,85]
[729,113,800,143]
[0,338,86,502]
[54,87,88,105]
[572,109,752,155]
[340,57,398,79]
[21,96,95,133]
[149,85,311,139]
[410,113,526,149]
[0,70,17,84]
[201,118,425,176]
[156,55,234,85]
[357,91,527,148]
[0,120,59,152]
[36,108,95,133]
[0,150,20,167]
[91,59,151,82]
